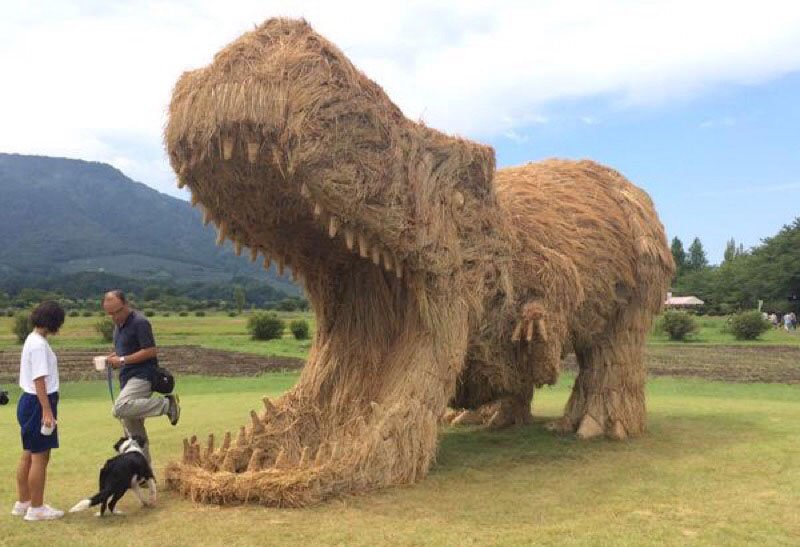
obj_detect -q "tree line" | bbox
[670,218,800,315]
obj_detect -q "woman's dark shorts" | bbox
[17,392,59,453]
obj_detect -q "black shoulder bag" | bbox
[151,367,175,394]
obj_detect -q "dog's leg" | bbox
[107,491,126,515]
[147,478,157,506]
[131,481,148,507]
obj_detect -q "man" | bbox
[103,290,180,463]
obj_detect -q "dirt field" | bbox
[2,344,798,384]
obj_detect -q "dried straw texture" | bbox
[163,18,673,507]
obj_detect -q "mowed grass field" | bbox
[0,374,798,545]
[0,312,316,359]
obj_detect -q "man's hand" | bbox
[108,355,122,369]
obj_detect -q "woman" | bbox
[11,301,66,521]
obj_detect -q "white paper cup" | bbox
[93,356,107,371]
[40,422,55,436]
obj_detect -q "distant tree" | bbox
[687,237,708,271]
[142,286,161,301]
[233,285,246,314]
[670,237,686,275]
[723,238,746,263]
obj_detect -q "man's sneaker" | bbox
[11,501,30,516]
[24,504,64,521]
[166,394,181,426]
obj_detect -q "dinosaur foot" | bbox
[444,397,532,429]
[544,414,629,440]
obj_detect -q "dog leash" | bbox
[106,363,130,437]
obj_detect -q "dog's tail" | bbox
[69,490,111,513]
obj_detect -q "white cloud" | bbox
[1,0,799,196]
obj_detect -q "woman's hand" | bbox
[42,409,56,428]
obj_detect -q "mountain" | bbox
[0,153,298,295]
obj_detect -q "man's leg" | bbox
[113,378,166,462]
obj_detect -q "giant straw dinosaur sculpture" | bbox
[164,18,674,506]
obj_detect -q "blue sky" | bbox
[1,1,798,264]
[492,71,800,262]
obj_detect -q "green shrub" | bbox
[163,311,171,317]
[289,319,310,340]
[178,311,188,317]
[82,310,93,317]
[6,309,15,317]
[13,314,31,344]
[228,311,238,317]
[68,310,80,317]
[657,310,698,341]
[98,311,105,317]
[95,317,115,342]
[195,310,206,317]
[144,310,155,317]
[247,312,285,341]
[729,310,771,340]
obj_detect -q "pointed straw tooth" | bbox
[453,190,465,208]
[299,446,310,467]
[313,444,327,467]
[278,257,285,276]
[236,426,246,446]
[177,177,186,189]
[192,444,201,465]
[313,203,323,218]
[221,451,236,472]
[262,396,277,419]
[201,207,211,226]
[300,183,311,198]
[222,136,234,160]
[395,260,403,279]
[329,442,339,461]
[273,448,288,469]
[190,193,198,206]
[247,448,264,471]
[370,401,381,415]
[234,240,242,256]
[358,232,369,258]
[190,435,197,445]
[344,228,355,251]
[221,431,232,452]
[328,216,340,238]
[511,322,523,342]
[382,250,394,272]
[182,438,190,463]
[263,256,271,271]
[250,409,264,434]
[536,319,548,342]
[205,434,215,459]
[216,223,227,246]
[371,246,381,265]
[249,247,258,263]
[526,320,535,342]
[247,142,259,164]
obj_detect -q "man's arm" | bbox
[108,347,157,368]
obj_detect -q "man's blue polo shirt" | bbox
[114,310,158,388]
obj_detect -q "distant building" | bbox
[664,292,704,308]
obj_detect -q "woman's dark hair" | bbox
[30,301,66,334]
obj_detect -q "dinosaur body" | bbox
[164,18,673,506]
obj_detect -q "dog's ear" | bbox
[113,437,127,452]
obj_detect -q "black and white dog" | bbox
[70,436,157,516]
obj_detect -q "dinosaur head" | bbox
[165,18,504,334]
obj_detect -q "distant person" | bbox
[790,312,797,331]
[12,301,66,521]
[785,312,793,332]
[102,290,180,463]
[769,313,778,328]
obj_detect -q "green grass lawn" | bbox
[1,373,798,546]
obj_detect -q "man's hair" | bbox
[107,289,127,304]
[30,301,66,334]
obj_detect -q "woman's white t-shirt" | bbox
[19,331,59,394]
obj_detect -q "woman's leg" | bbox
[28,450,50,507]
[16,451,32,503]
